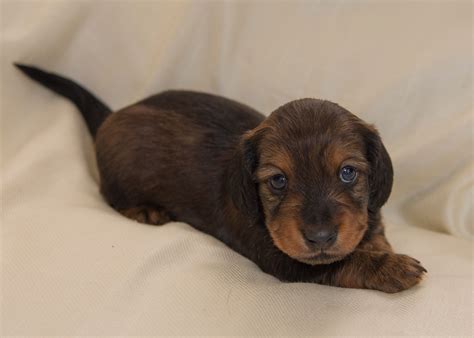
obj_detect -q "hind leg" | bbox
[119,205,172,225]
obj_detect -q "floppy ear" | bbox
[227,130,262,223]
[363,125,394,211]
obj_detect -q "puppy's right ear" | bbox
[363,125,394,212]
[227,129,264,223]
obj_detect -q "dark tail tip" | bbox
[14,63,51,84]
[14,63,34,77]
[14,62,39,74]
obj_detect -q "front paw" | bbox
[366,253,427,293]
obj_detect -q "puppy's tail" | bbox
[14,63,112,138]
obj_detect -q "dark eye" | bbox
[339,166,357,183]
[269,174,287,191]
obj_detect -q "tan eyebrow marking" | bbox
[340,157,370,173]
[255,165,284,181]
[259,147,293,180]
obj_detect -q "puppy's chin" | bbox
[294,251,348,265]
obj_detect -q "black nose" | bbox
[303,229,338,249]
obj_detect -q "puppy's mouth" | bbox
[297,250,346,265]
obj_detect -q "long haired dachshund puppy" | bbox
[16,64,426,293]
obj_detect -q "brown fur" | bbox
[93,95,426,293]
[15,63,427,293]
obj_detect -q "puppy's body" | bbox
[97,91,263,231]
[16,64,426,293]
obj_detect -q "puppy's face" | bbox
[233,99,393,265]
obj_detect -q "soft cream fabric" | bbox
[1,1,472,336]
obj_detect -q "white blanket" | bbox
[2,1,472,336]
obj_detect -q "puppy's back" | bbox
[141,90,264,133]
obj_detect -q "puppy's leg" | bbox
[321,249,426,293]
[119,205,172,225]
[319,222,426,293]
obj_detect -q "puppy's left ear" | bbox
[227,129,264,223]
[363,125,394,211]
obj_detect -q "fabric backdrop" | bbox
[1,0,472,336]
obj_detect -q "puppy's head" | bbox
[230,99,393,265]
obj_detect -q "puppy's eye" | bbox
[339,166,357,183]
[269,174,287,191]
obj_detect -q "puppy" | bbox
[15,64,426,293]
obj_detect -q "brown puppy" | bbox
[16,64,426,293]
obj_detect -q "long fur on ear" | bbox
[227,130,263,223]
[363,125,394,211]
